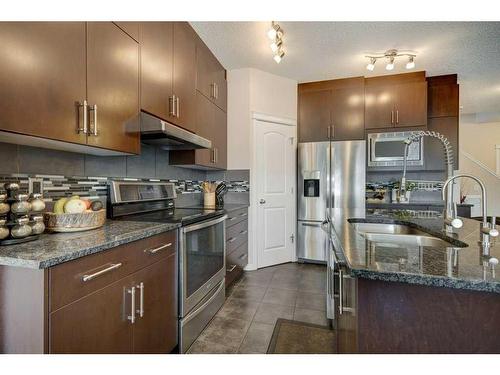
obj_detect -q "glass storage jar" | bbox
[0,219,9,240]
[0,194,9,215]
[11,217,32,238]
[29,194,46,212]
[30,216,45,235]
[11,194,31,214]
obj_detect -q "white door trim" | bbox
[246,112,297,271]
[251,112,297,127]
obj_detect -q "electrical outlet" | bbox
[28,177,44,195]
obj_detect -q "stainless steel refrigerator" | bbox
[297,141,366,262]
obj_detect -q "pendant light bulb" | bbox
[273,50,285,64]
[366,58,376,71]
[267,22,280,40]
[406,56,415,70]
[270,39,282,53]
[386,56,395,71]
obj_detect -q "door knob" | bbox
[259,199,266,204]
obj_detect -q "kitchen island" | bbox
[328,208,500,353]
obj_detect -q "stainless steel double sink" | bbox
[350,222,462,248]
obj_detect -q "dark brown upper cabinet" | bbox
[427,74,459,118]
[196,37,227,112]
[140,22,197,133]
[365,72,427,129]
[0,22,140,155]
[0,22,87,145]
[298,77,365,142]
[140,22,174,121]
[169,92,227,169]
[86,22,140,154]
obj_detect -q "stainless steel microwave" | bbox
[367,131,424,167]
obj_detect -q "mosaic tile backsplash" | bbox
[0,173,250,203]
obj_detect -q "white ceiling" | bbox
[190,22,500,116]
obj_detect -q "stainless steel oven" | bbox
[179,214,227,353]
[368,131,424,167]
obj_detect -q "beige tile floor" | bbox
[187,262,327,354]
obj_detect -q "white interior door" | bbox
[255,119,296,268]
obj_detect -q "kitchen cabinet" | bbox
[86,22,140,154]
[427,74,459,118]
[140,22,197,133]
[0,22,87,145]
[196,38,227,112]
[365,78,427,129]
[0,22,140,155]
[140,22,174,121]
[298,77,365,142]
[225,207,249,288]
[0,231,178,354]
[169,92,227,169]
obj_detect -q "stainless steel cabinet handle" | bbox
[302,222,321,227]
[136,282,144,318]
[89,104,98,136]
[176,97,180,118]
[227,237,237,243]
[239,212,247,217]
[210,83,215,99]
[169,95,175,117]
[127,286,136,324]
[391,110,394,124]
[259,199,266,204]
[146,242,172,254]
[77,100,88,134]
[240,230,248,235]
[330,124,334,139]
[215,83,219,99]
[227,264,237,272]
[228,216,237,221]
[82,262,122,282]
[338,268,343,315]
[327,126,331,140]
[238,253,248,260]
[396,110,399,124]
[215,148,218,163]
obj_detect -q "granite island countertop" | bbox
[329,208,500,294]
[0,220,180,269]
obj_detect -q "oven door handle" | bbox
[181,280,225,326]
[182,214,228,233]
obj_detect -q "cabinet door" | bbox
[196,41,218,103]
[140,22,173,121]
[213,104,227,169]
[172,22,197,132]
[364,85,395,129]
[214,62,227,112]
[86,22,140,154]
[194,91,214,167]
[50,277,134,354]
[394,81,427,128]
[428,83,459,118]
[0,22,86,144]
[298,90,332,142]
[132,254,178,353]
[331,85,365,140]
[337,271,358,354]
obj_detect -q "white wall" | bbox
[227,68,298,270]
[458,116,500,216]
[227,68,297,170]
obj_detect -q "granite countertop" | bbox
[0,220,180,269]
[222,203,249,213]
[329,208,500,293]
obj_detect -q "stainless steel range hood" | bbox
[140,111,211,150]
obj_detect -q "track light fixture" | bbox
[268,21,285,64]
[365,49,416,72]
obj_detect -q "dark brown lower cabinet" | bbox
[225,208,248,288]
[337,276,500,353]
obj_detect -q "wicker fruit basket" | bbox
[44,209,106,233]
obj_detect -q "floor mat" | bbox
[267,318,337,354]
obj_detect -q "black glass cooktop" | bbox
[118,207,226,226]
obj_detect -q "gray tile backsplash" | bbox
[0,142,249,206]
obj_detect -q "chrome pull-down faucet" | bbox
[442,174,499,251]
[400,131,461,232]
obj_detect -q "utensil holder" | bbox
[204,192,216,208]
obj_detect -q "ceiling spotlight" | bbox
[270,39,282,53]
[386,56,395,71]
[267,22,281,40]
[366,58,376,71]
[406,56,415,69]
[273,50,285,64]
